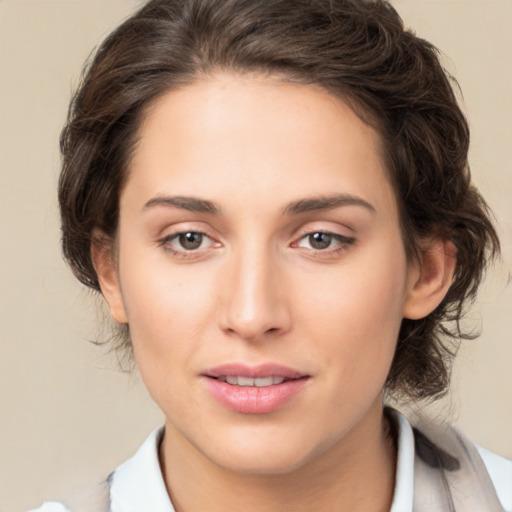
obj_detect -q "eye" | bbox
[303,232,334,250]
[176,232,206,250]
[161,231,214,253]
[295,231,355,251]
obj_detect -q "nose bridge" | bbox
[219,240,289,340]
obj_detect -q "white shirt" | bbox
[30,411,511,512]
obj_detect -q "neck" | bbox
[160,403,397,512]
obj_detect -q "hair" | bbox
[59,0,499,401]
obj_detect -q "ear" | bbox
[90,231,128,324]
[402,239,457,320]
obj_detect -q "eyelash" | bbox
[292,231,356,255]
[158,230,356,258]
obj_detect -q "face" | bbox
[100,74,421,475]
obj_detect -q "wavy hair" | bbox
[59,0,499,400]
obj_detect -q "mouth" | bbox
[214,375,290,387]
[203,363,308,385]
[202,363,310,414]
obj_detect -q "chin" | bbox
[211,450,312,476]
[199,426,327,476]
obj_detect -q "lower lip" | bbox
[204,377,309,414]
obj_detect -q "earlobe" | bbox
[402,239,457,320]
[90,231,128,324]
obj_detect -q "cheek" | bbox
[116,243,217,374]
[120,265,216,414]
[301,248,406,332]
[297,242,407,394]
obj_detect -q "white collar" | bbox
[109,409,416,512]
[389,409,415,512]
[109,428,173,512]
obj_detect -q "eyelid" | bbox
[291,221,355,240]
[293,232,354,247]
[156,220,219,242]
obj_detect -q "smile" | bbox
[202,363,310,414]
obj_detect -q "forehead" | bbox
[126,73,396,217]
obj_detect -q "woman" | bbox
[32,0,511,510]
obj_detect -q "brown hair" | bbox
[59,0,499,401]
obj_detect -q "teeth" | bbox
[221,376,286,387]
[238,376,256,386]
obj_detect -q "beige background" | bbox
[0,0,510,510]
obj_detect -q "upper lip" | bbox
[202,363,307,380]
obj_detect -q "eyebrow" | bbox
[283,194,376,215]
[142,193,375,216]
[143,196,220,214]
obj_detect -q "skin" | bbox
[94,73,455,512]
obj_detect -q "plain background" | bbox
[0,1,510,510]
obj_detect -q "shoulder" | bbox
[27,427,169,512]
[390,408,511,512]
[27,477,111,512]
[477,445,512,511]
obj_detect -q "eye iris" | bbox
[309,232,332,250]
[179,232,203,250]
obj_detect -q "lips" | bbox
[202,363,310,414]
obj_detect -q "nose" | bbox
[218,245,291,342]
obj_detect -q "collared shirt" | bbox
[30,411,511,512]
